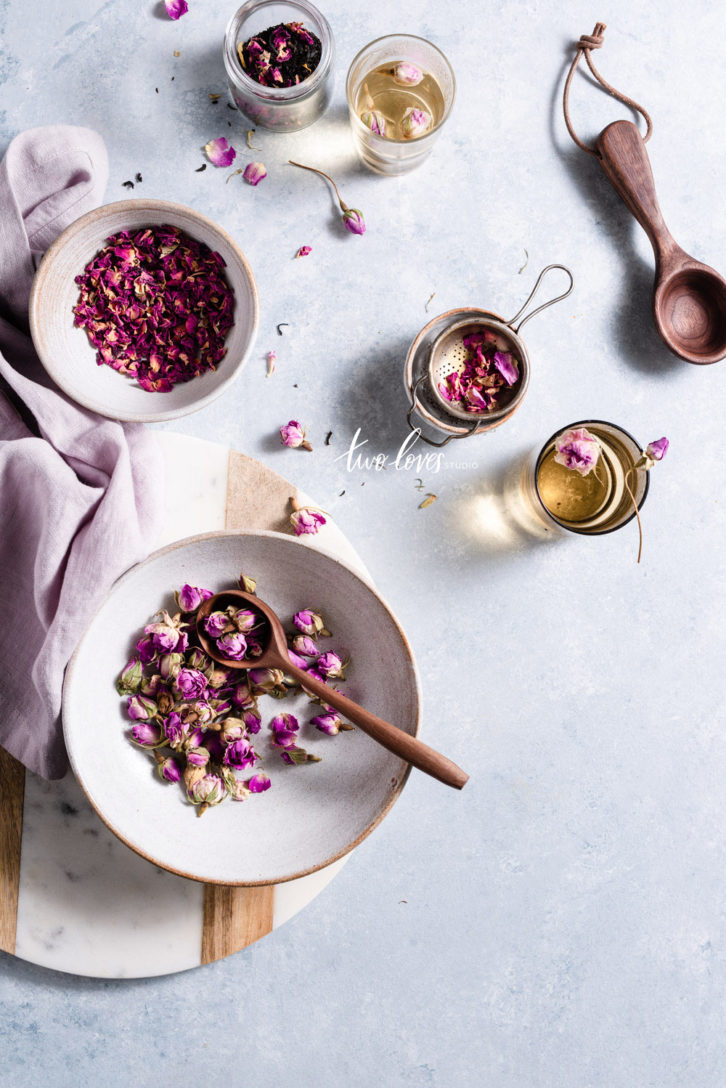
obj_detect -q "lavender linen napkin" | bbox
[0,126,163,779]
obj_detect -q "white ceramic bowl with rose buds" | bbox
[63,530,421,885]
[29,199,259,423]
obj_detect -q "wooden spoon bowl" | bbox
[596,120,726,365]
[197,590,469,790]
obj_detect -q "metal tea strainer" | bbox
[406,264,574,446]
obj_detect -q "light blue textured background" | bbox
[2,1,726,1085]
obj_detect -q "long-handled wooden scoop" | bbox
[197,591,469,790]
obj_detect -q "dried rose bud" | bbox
[157,756,182,783]
[280,745,321,765]
[174,668,209,700]
[140,673,163,697]
[230,608,257,633]
[204,611,229,638]
[157,689,175,716]
[342,208,365,236]
[400,107,432,139]
[184,725,205,751]
[226,772,252,802]
[232,680,256,708]
[188,699,215,725]
[248,667,286,694]
[164,0,188,19]
[116,658,143,695]
[392,62,423,86]
[241,710,262,734]
[187,747,211,768]
[145,610,187,653]
[247,773,271,793]
[291,634,319,656]
[187,773,226,811]
[185,648,210,671]
[135,635,157,666]
[316,651,345,679]
[293,609,329,637]
[220,717,247,744]
[176,584,213,613]
[645,437,669,462]
[217,631,248,661]
[163,712,185,748]
[238,573,257,594]
[209,697,232,718]
[311,711,342,735]
[183,764,205,792]
[207,666,232,689]
[131,721,163,747]
[127,694,157,721]
[223,737,258,770]
[290,506,327,536]
[285,650,308,671]
[159,652,184,680]
[243,161,267,186]
[205,137,237,168]
[295,245,312,258]
[280,420,312,451]
[359,110,386,136]
[271,712,300,735]
[554,427,601,477]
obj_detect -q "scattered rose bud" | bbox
[316,651,345,679]
[127,694,158,720]
[359,110,386,136]
[280,745,321,765]
[157,756,182,783]
[204,611,229,638]
[238,573,257,594]
[187,747,211,768]
[217,631,248,661]
[131,721,163,747]
[243,161,267,186]
[232,680,255,708]
[116,658,143,695]
[231,608,258,633]
[392,62,423,86]
[293,609,329,637]
[187,773,226,812]
[205,137,237,167]
[241,710,262,734]
[207,666,232,689]
[140,673,163,697]
[287,650,309,671]
[311,711,341,735]
[554,427,601,477]
[248,667,286,694]
[164,0,188,19]
[289,160,365,237]
[295,245,312,258]
[185,648,210,671]
[645,437,669,462]
[400,107,432,139]
[159,652,184,680]
[176,584,213,612]
[247,773,271,793]
[226,774,252,802]
[174,668,208,700]
[291,634,318,656]
[290,506,327,536]
[280,420,312,451]
[223,738,258,769]
[342,208,366,236]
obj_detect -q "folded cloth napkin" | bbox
[0,126,164,779]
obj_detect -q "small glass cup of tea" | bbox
[520,420,651,536]
[346,34,455,176]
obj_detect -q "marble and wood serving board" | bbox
[0,432,370,978]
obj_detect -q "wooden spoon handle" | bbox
[282,662,469,790]
[595,120,681,267]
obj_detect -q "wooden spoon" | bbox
[596,120,726,365]
[196,590,469,791]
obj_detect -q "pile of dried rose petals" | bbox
[237,22,322,88]
[437,330,520,414]
[73,225,235,393]
[117,577,352,815]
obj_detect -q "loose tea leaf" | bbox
[122,180,134,189]
[238,22,322,88]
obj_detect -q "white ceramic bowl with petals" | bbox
[63,531,421,885]
[29,199,258,423]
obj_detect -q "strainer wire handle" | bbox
[506,264,574,334]
[407,376,480,447]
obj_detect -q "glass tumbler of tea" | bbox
[346,34,455,176]
[520,420,651,536]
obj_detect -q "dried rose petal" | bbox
[205,137,237,167]
[554,428,601,477]
[280,420,311,450]
[290,506,326,536]
[492,351,518,387]
[247,773,271,793]
[392,62,423,86]
[243,161,267,186]
[164,0,188,19]
[400,107,432,139]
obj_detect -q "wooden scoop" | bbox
[596,120,726,364]
[196,590,469,791]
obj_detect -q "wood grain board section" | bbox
[0,746,25,954]
[199,449,296,962]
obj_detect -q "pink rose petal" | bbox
[165,0,188,20]
[205,137,237,167]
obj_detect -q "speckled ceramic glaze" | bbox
[63,530,420,886]
[28,199,259,422]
